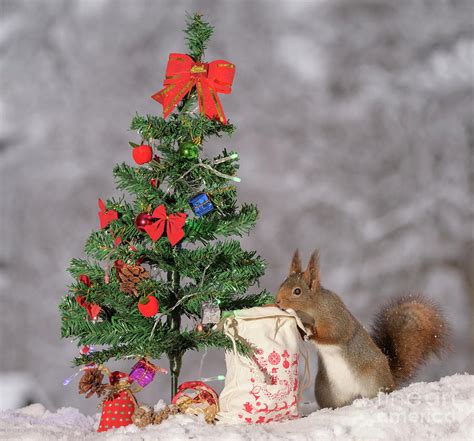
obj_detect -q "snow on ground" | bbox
[0,374,472,441]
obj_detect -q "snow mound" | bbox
[0,374,472,441]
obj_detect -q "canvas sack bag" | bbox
[218,306,309,424]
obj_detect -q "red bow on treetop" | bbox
[98,198,118,229]
[152,53,235,124]
[143,205,186,246]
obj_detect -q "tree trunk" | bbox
[167,266,183,398]
[169,350,183,399]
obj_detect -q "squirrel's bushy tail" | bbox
[371,295,449,387]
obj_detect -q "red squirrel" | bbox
[275,250,449,409]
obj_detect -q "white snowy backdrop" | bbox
[0,0,472,414]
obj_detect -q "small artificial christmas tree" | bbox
[59,13,272,402]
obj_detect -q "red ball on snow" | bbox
[138,295,159,317]
[132,145,153,165]
[135,213,153,232]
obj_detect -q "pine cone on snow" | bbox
[118,264,150,296]
[153,404,179,425]
[78,368,106,399]
[132,404,154,428]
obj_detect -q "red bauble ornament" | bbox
[138,295,159,317]
[150,178,160,188]
[132,145,153,165]
[135,213,153,232]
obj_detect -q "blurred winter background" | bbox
[0,0,472,414]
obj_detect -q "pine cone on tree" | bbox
[118,264,150,296]
[132,404,155,428]
[78,368,107,399]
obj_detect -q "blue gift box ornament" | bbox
[189,193,214,217]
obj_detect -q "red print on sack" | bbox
[268,351,281,365]
[242,347,300,424]
[282,349,290,368]
[243,402,253,413]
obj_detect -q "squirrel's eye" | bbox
[293,288,302,296]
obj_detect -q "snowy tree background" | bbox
[0,0,472,413]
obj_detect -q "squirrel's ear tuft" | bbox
[304,250,320,289]
[289,249,302,275]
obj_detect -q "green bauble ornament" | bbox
[179,141,199,159]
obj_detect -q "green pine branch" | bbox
[184,13,214,62]
[185,203,259,242]
[72,328,252,368]
[131,114,235,146]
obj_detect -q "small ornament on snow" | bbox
[201,301,221,325]
[98,198,118,229]
[196,323,204,333]
[132,404,154,428]
[178,141,199,159]
[129,359,158,388]
[132,403,179,428]
[172,381,219,424]
[138,295,159,317]
[131,143,153,165]
[189,193,214,217]
[153,404,179,424]
[98,371,137,432]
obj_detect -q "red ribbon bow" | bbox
[76,274,101,320]
[143,205,186,246]
[152,53,235,124]
[98,198,118,229]
[76,296,102,320]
